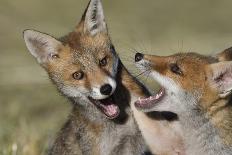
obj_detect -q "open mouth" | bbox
[135,87,165,110]
[88,95,120,119]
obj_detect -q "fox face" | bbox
[23,0,120,119]
[134,49,232,115]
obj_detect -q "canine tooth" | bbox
[155,94,159,99]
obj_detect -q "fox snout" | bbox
[135,52,169,75]
[135,53,144,62]
[134,52,153,71]
[100,84,113,95]
[90,75,117,100]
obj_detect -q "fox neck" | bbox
[207,97,232,146]
[179,100,232,154]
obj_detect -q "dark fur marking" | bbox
[146,111,178,121]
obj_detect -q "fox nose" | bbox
[135,53,144,62]
[100,84,113,95]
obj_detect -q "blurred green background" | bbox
[1,0,232,154]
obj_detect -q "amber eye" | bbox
[72,71,84,80]
[170,63,183,75]
[99,57,108,67]
[49,53,59,59]
[52,54,59,59]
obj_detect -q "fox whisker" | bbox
[134,69,151,78]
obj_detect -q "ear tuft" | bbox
[80,0,107,36]
[208,62,232,98]
[216,47,232,61]
[23,29,62,64]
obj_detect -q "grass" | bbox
[0,84,70,155]
[1,0,232,154]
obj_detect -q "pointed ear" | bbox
[207,61,232,98]
[216,47,232,61]
[78,0,107,36]
[23,29,62,64]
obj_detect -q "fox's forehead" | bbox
[169,53,218,67]
[61,32,111,51]
[56,47,101,72]
[57,46,95,64]
[57,32,112,68]
[73,49,97,67]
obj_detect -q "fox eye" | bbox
[170,63,183,75]
[72,71,84,80]
[99,57,107,67]
[49,53,59,59]
[52,54,59,59]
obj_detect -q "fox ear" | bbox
[216,47,232,61]
[23,29,62,64]
[207,61,232,98]
[79,0,107,36]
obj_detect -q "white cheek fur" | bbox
[61,85,88,97]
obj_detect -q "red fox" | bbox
[23,0,153,154]
[134,48,232,155]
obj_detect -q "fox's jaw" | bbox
[149,70,200,114]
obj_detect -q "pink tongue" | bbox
[102,104,118,116]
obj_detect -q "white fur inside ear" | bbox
[23,29,61,63]
[209,62,232,98]
[84,0,107,36]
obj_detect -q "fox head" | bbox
[23,0,120,119]
[134,48,232,115]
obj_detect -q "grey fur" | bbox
[179,106,232,155]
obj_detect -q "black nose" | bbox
[100,84,113,95]
[135,53,144,62]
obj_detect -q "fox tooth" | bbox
[156,94,159,99]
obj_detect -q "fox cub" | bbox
[134,48,232,155]
[23,0,152,154]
